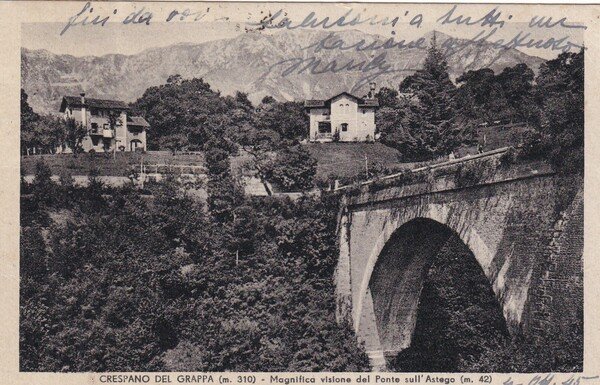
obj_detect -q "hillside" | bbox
[22,30,545,114]
[306,142,411,183]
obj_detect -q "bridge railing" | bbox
[333,147,510,192]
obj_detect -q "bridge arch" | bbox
[335,159,584,371]
[353,211,495,330]
[352,215,508,366]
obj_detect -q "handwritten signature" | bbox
[302,31,427,53]
[247,8,423,31]
[265,52,418,95]
[57,3,587,93]
[504,374,599,385]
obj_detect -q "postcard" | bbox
[0,2,597,385]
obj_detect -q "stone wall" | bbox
[528,183,584,336]
[335,154,584,366]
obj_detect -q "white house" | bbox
[304,92,379,142]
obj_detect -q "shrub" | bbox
[265,145,317,192]
[453,161,488,188]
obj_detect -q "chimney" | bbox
[80,92,86,105]
[369,82,376,99]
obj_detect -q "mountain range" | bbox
[21,29,545,114]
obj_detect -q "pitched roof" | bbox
[59,95,130,112]
[304,92,379,109]
[127,116,151,128]
[305,100,326,108]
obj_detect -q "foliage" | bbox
[132,76,314,191]
[454,64,536,126]
[20,175,370,372]
[21,90,68,155]
[392,233,510,372]
[64,117,87,154]
[453,161,489,188]
[255,100,308,142]
[374,86,399,109]
[380,36,472,161]
[399,34,463,158]
[204,138,244,223]
[264,145,317,192]
[532,50,584,174]
[131,77,255,151]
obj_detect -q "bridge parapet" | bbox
[335,147,554,207]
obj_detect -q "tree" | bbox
[20,174,372,372]
[64,117,87,154]
[497,63,536,123]
[21,89,40,154]
[261,95,276,105]
[255,100,308,141]
[532,49,584,173]
[131,77,255,151]
[455,68,507,124]
[374,87,399,109]
[264,145,317,192]
[384,34,466,160]
[204,138,243,223]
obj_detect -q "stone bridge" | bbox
[334,148,583,369]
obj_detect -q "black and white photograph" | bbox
[16,1,585,376]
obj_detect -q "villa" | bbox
[60,93,150,152]
[304,91,379,142]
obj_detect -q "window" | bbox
[91,123,98,131]
[318,122,331,133]
[103,124,109,130]
[90,109,99,116]
[130,139,143,151]
[341,123,348,132]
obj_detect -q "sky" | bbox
[22,22,242,57]
[21,4,585,60]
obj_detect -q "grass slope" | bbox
[304,142,408,182]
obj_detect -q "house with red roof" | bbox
[304,91,379,142]
[60,93,150,153]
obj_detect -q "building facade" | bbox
[305,92,379,142]
[59,93,150,153]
